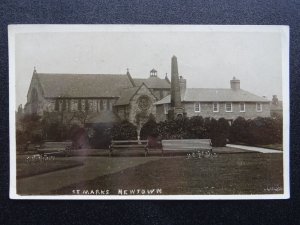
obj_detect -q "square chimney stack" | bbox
[230,76,240,90]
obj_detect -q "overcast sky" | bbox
[13,26,285,107]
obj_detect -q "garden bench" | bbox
[161,139,212,156]
[37,141,72,157]
[109,140,149,157]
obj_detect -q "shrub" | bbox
[185,116,206,139]
[157,117,189,139]
[140,116,158,140]
[229,117,249,144]
[110,120,137,140]
[208,118,230,147]
[229,116,283,145]
[88,124,112,149]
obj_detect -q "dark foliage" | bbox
[140,116,158,139]
[110,120,137,140]
[229,117,249,143]
[16,114,43,145]
[88,124,113,149]
[229,116,283,145]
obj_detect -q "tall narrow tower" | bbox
[169,56,184,119]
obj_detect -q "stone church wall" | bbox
[128,85,157,125]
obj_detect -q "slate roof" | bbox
[154,88,270,105]
[133,76,170,89]
[114,87,140,106]
[35,73,134,98]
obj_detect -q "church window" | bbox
[78,99,82,111]
[55,99,59,111]
[160,90,163,99]
[240,102,246,112]
[256,103,262,112]
[62,99,66,111]
[68,100,71,112]
[107,99,110,110]
[85,99,89,111]
[100,99,104,110]
[225,103,233,112]
[164,104,170,114]
[213,102,219,112]
[194,102,201,112]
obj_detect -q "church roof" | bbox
[114,87,140,106]
[35,73,134,98]
[154,88,270,104]
[133,76,170,89]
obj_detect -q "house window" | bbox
[225,103,232,112]
[240,102,245,112]
[164,104,170,114]
[194,102,201,112]
[256,103,262,112]
[213,102,219,112]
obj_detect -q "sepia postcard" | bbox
[9,25,289,200]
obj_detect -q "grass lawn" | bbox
[51,153,283,195]
[17,155,84,179]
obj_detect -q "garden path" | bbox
[226,144,283,153]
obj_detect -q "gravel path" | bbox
[226,144,283,153]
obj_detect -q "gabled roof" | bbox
[133,76,170,89]
[114,87,140,106]
[114,83,158,106]
[154,88,270,105]
[35,73,134,98]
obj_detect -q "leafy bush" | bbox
[140,116,158,139]
[88,124,112,149]
[229,117,249,144]
[110,120,137,140]
[185,116,206,139]
[229,116,283,145]
[157,117,189,139]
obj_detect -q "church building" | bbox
[24,56,270,127]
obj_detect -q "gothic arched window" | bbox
[31,88,38,114]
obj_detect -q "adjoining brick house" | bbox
[155,56,270,122]
[155,77,270,122]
